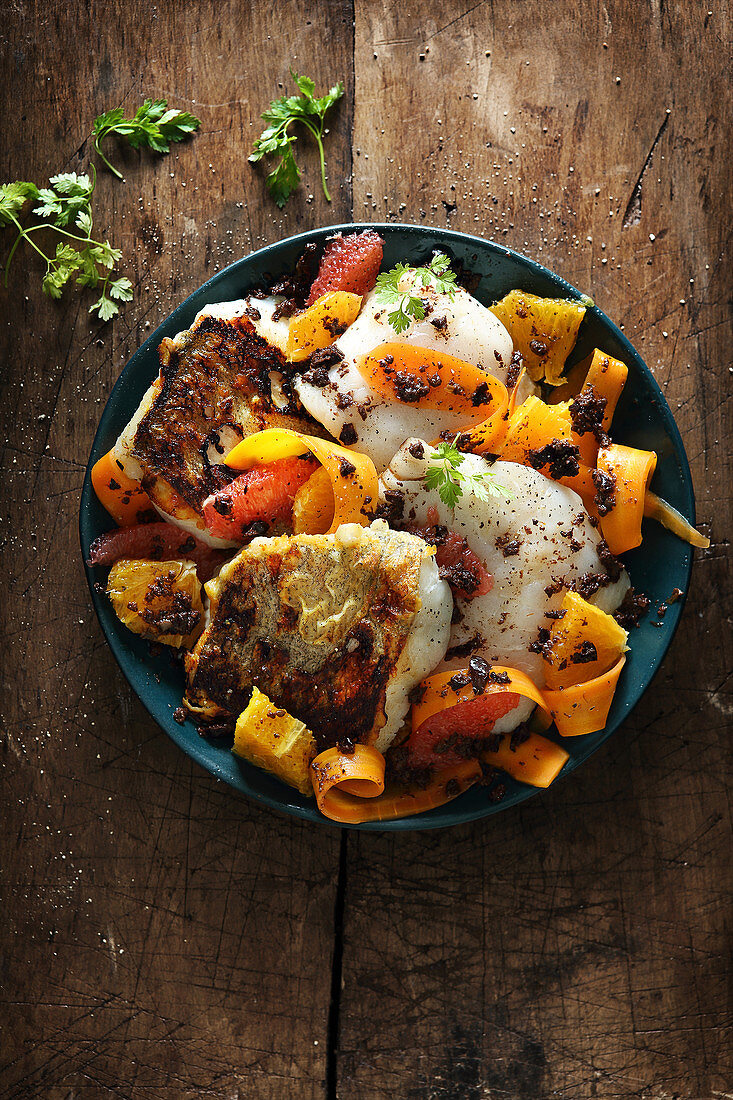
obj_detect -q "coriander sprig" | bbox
[249,70,344,208]
[93,99,201,180]
[424,440,512,509]
[0,171,132,321]
[374,252,458,334]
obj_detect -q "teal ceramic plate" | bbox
[80,224,696,830]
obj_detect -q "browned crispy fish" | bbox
[115,310,324,534]
[187,523,449,750]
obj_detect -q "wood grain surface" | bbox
[0,2,730,1097]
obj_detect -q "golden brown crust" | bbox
[188,524,426,750]
[131,314,323,514]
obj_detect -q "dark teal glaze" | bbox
[79,224,696,830]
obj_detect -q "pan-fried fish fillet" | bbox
[114,301,324,544]
[187,520,452,751]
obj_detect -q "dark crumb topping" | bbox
[529,338,549,357]
[529,627,552,657]
[505,350,523,390]
[372,488,405,525]
[596,537,623,581]
[408,440,425,459]
[487,781,507,804]
[668,586,683,604]
[571,572,611,599]
[197,717,236,738]
[570,640,598,664]
[269,241,319,314]
[614,587,650,628]
[392,371,430,403]
[527,439,581,479]
[496,533,522,557]
[386,744,433,791]
[471,381,492,407]
[173,706,187,725]
[445,633,485,661]
[592,469,617,516]
[569,385,609,445]
[339,457,356,477]
[339,423,358,445]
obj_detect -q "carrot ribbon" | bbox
[542,656,627,737]
[91,449,155,527]
[597,443,657,555]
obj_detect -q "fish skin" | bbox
[188,524,434,750]
[127,313,325,522]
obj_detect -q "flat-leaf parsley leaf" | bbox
[93,99,201,179]
[250,70,344,207]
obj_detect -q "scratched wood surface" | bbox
[0,1,730,1098]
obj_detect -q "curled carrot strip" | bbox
[91,449,155,527]
[225,428,379,533]
[597,443,657,555]
[463,365,525,454]
[571,350,629,466]
[359,342,507,426]
[311,745,386,803]
[482,731,569,788]
[312,758,482,824]
[412,665,550,731]
[542,656,626,737]
[644,490,710,549]
[582,349,628,431]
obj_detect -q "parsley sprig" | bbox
[1,98,200,321]
[0,171,131,321]
[374,252,458,334]
[93,99,201,180]
[249,70,344,208]
[424,440,512,509]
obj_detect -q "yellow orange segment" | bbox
[490,290,587,385]
[234,687,317,795]
[91,449,154,526]
[292,465,335,534]
[543,591,629,691]
[286,291,362,363]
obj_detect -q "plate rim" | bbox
[79,221,696,831]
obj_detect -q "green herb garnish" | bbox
[249,70,344,208]
[424,439,512,509]
[93,99,201,180]
[374,252,458,334]
[0,171,131,321]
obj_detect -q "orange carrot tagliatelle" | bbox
[542,656,627,737]
[91,449,155,527]
[359,342,507,426]
[597,443,657,555]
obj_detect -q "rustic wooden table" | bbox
[1,2,730,1097]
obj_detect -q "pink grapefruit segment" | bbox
[407,691,520,768]
[202,456,319,541]
[306,230,384,306]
